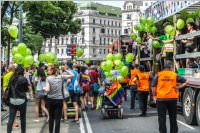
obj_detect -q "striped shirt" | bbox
[47,76,63,100]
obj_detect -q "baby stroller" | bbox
[100,81,124,119]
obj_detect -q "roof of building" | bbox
[79,2,122,17]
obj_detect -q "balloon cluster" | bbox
[101,53,131,83]
[12,43,34,68]
[38,52,57,65]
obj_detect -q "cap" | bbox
[66,62,73,69]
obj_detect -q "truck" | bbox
[139,1,200,126]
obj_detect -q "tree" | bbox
[23,1,81,39]
[22,25,44,55]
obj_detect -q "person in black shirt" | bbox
[7,65,29,133]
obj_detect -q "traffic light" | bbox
[70,44,76,56]
[66,44,70,56]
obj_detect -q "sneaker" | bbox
[1,108,7,111]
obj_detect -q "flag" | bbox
[105,81,124,106]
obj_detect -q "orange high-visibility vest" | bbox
[122,76,128,83]
[137,72,150,92]
[156,70,178,99]
[129,68,140,85]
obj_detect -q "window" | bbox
[119,23,121,27]
[62,37,64,45]
[101,28,105,33]
[145,2,148,7]
[100,37,102,45]
[111,29,113,35]
[57,49,59,54]
[82,37,84,44]
[107,29,110,34]
[100,19,102,24]
[93,27,95,33]
[104,38,106,45]
[62,49,64,54]
[127,14,131,19]
[99,49,102,54]
[107,38,110,44]
[93,37,96,44]
[124,29,128,34]
[108,20,110,26]
[111,39,113,43]
[115,30,117,35]
[112,21,113,26]
[93,18,95,24]
[119,30,121,35]
[82,18,84,24]
[93,48,95,54]
[104,20,106,25]
[115,21,117,26]
[104,49,106,54]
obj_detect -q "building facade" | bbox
[41,2,122,60]
[122,1,155,35]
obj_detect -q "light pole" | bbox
[18,2,23,42]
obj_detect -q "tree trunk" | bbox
[1,1,10,23]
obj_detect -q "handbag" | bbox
[61,77,69,99]
[36,79,46,98]
[3,85,10,106]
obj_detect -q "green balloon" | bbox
[34,62,39,67]
[105,72,112,77]
[26,48,32,56]
[176,19,185,30]
[24,55,34,65]
[136,37,142,43]
[14,53,24,64]
[134,24,140,31]
[45,52,56,63]
[105,60,113,71]
[84,58,90,64]
[106,53,113,61]
[140,16,147,25]
[125,53,135,63]
[169,29,176,36]
[114,53,122,61]
[38,54,46,62]
[120,66,129,77]
[144,25,151,32]
[117,76,124,83]
[130,33,137,40]
[150,26,157,34]
[76,48,84,57]
[165,25,175,34]
[138,25,144,32]
[101,61,107,71]
[11,46,18,56]
[18,43,27,56]
[152,41,160,48]
[186,18,194,24]
[24,63,31,68]
[147,17,154,26]
[8,25,18,38]
[114,60,124,70]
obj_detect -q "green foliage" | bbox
[23,1,81,38]
[22,25,44,54]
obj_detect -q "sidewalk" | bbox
[1,101,46,133]
[1,101,81,133]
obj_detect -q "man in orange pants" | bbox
[152,61,187,133]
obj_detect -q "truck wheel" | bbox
[183,87,197,125]
[196,92,200,125]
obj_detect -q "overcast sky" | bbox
[74,0,124,9]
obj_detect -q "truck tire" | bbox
[196,92,200,126]
[183,87,197,125]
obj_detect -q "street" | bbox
[1,90,200,133]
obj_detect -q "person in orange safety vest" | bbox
[129,64,140,109]
[151,60,187,133]
[134,65,150,116]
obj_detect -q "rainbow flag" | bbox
[105,81,124,106]
[82,74,89,79]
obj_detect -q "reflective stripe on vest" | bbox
[129,69,140,85]
[156,70,178,99]
[138,72,150,91]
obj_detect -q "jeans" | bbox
[138,91,149,114]
[7,102,27,133]
[47,98,63,133]
[157,100,178,133]
[130,85,137,109]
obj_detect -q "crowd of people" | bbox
[1,58,189,133]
